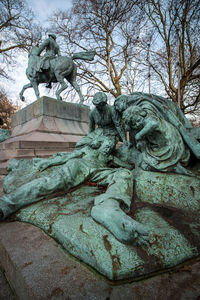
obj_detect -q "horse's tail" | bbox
[72,51,96,61]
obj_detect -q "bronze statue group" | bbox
[1,34,200,246]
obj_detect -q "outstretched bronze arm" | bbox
[112,156,133,170]
[35,150,84,171]
[135,118,158,141]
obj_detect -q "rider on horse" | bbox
[21,35,95,103]
[37,33,61,88]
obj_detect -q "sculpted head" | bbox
[90,136,116,155]
[77,131,116,155]
[123,105,147,130]
[114,95,128,114]
[29,46,40,56]
[99,138,116,155]
[93,92,107,110]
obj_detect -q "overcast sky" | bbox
[29,0,72,24]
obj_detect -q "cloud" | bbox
[29,0,72,23]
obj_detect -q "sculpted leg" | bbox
[70,80,84,104]
[55,73,68,100]
[0,158,91,220]
[19,82,32,102]
[91,169,148,245]
[31,80,40,99]
[67,64,84,104]
[0,173,66,219]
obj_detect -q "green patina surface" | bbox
[0,129,10,142]
[1,92,200,281]
[13,169,200,280]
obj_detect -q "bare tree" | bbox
[0,0,43,80]
[142,0,200,115]
[48,0,146,102]
[0,89,20,129]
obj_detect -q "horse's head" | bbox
[29,46,40,57]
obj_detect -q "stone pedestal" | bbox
[0,97,90,174]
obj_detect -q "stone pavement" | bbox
[0,221,200,300]
[0,266,16,300]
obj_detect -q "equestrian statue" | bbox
[19,33,95,103]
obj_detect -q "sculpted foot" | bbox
[175,163,195,177]
[56,95,62,101]
[116,216,149,245]
[20,94,25,102]
[91,202,149,246]
[118,216,149,245]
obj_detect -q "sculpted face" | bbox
[95,102,106,111]
[114,97,127,113]
[92,92,107,110]
[123,105,146,130]
[100,139,115,155]
[131,115,144,130]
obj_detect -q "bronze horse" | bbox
[19,46,95,103]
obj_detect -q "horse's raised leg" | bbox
[55,74,68,101]
[19,83,32,102]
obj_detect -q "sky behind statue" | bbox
[29,0,72,24]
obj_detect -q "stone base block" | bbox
[0,97,90,174]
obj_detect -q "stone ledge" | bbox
[0,221,200,300]
[0,221,111,300]
[0,140,75,150]
[12,97,90,127]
